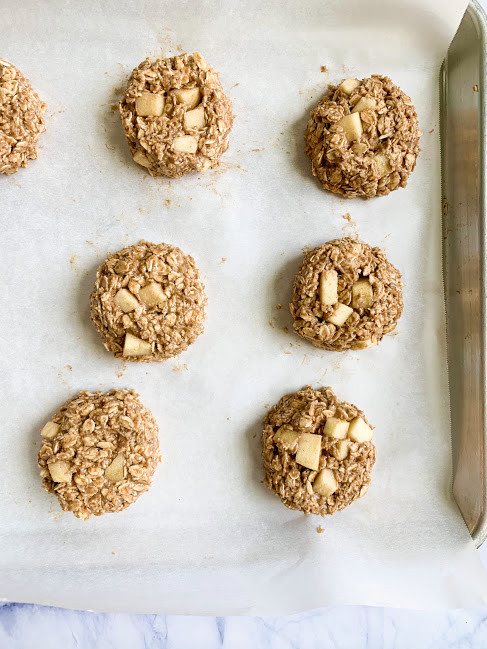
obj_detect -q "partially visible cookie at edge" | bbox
[290,237,403,351]
[0,58,46,174]
[305,74,421,198]
[120,52,233,178]
[38,389,160,520]
[90,241,207,362]
[262,385,376,516]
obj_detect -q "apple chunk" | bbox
[313,468,338,497]
[274,425,299,449]
[319,269,338,307]
[351,278,373,309]
[133,149,151,168]
[348,417,373,442]
[114,288,139,313]
[105,453,125,482]
[323,417,349,439]
[173,135,198,154]
[338,113,362,141]
[339,78,360,95]
[41,421,60,440]
[174,87,201,109]
[48,460,73,483]
[334,439,350,460]
[352,97,376,113]
[135,92,165,117]
[352,339,377,350]
[139,282,167,307]
[123,333,152,357]
[374,153,392,177]
[326,303,353,327]
[296,433,322,471]
[183,106,205,131]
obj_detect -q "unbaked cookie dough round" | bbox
[38,389,160,520]
[305,75,421,198]
[90,241,207,362]
[262,385,376,516]
[290,238,402,351]
[119,52,233,178]
[0,58,46,175]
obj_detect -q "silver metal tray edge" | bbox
[441,0,487,548]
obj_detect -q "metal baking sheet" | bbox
[441,0,487,547]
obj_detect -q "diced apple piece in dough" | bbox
[274,426,299,449]
[135,92,165,117]
[337,113,363,141]
[339,78,360,95]
[200,156,212,171]
[104,453,125,482]
[183,105,205,131]
[327,303,354,326]
[334,439,350,461]
[319,269,338,307]
[139,282,167,307]
[351,97,376,113]
[352,142,368,155]
[323,417,350,439]
[374,153,392,177]
[123,333,152,357]
[48,460,73,483]
[296,433,322,471]
[133,149,151,168]
[352,339,377,350]
[313,468,338,497]
[41,421,60,440]
[174,87,201,109]
[173,135,198,154]
[351,278,373,309]
[348,417,373,442]
[114,288,139,313]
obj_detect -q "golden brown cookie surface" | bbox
[262,386,376,516]
[120,52,233,178]
[305,75,421,198]
[90,241,207,362]
[290,238,403,351]
[0,59,46,174]
[38,389,160,520]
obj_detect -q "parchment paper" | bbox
[0,0,486,615]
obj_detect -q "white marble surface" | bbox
[3,0,487,646]
[2,599,487,648]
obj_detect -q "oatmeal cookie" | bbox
[38,389,160,520]
[262,386,376,516]
[90,241,207,362]
[0,58,46,174]
[305,75,421,198]
[290,238,402,351]
[120,52,233,178]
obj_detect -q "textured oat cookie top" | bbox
[38,389,160,520]
[120,52,233,178]
[305,75,421,198]
[290,238,403,351]
[262,386,376,516]
[90,241,207,362]
[0,59,46,175]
